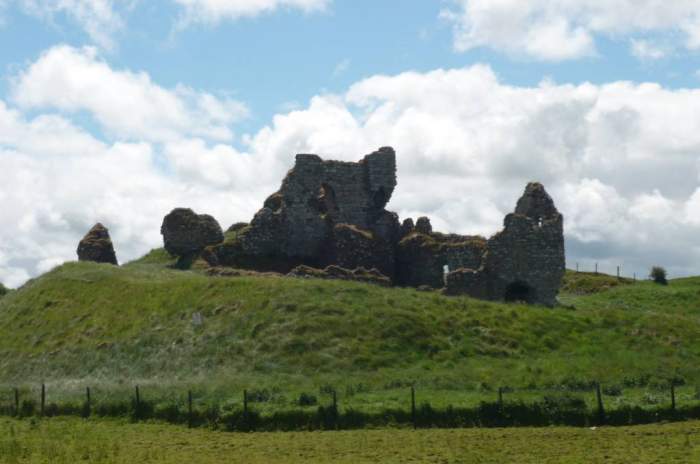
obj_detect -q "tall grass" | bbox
[1,259,699,412]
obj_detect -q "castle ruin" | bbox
[200,147,566,306]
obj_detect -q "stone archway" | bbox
[504,281,536,303]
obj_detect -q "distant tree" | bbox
[649,266,668,285]
[0,282,8,297]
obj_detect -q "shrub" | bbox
[19,400,36,418]
[0,283,8,297]
[246,389,272,403]
[298,392,318,406]
[649,266,668,285]
[603,385,623,397]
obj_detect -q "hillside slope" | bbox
[0,256,698,397]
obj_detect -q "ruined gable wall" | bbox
[444,183,565,306]
[480,212,564,305]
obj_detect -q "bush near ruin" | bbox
[650,266,668,285]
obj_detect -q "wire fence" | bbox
[1,380,697,432]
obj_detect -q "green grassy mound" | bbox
[0,256,698,411]
[560,270,635,295]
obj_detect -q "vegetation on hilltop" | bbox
[650,266,669,285]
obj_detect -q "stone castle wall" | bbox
[396,229,486,289]
[205,147,399,274]
[199,149,565,306]
[444,183,565,306]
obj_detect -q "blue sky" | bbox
[4,0,700,132]
[2,0,700,286]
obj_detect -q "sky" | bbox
[2,0,700,287]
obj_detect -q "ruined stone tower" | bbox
[204,147,399,277]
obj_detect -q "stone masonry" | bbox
[443,183,565,306]
[204,147,399,276]
[161,208,224,260]
[77,223,118,265]
[195,148,566,305]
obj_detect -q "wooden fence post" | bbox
[14,388,19,417]
[411,386,416,430]
[40,383,45,417]
[243,389,252,431]
[332,389,338,428]
[617,266,620,280]
[86,387,91,417]
[498,387,504,411]
[188,390,193,428]
[576,263,579,273]
[134,385,140,418]
[671,382,676,412]
[596,382,605,425]
[595,263,598,275]
[243,389,248,416]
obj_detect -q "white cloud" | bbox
[630,39,668,60]
[11,45,249,143]
[172,0,330,26]
[244,66,700,278]
[0,104,259,288]
[3,53,700,287]
[442,0,700,61]
[17,0,125,50]
[7,0,330,47]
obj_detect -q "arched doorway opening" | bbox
[504,281,535,303]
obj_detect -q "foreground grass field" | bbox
[1,417,699,463]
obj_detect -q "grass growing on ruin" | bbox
[1,417,700,464]
[0,257,699,414]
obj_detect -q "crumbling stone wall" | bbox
[288,265,391,287]
[198,147,565,306]
[327,223,396,278]
[77,223,118,265]
[205,147,398,275]
[444,183,565,306]
[396,223,486,289]
[161,208,224,262]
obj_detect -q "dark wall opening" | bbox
[372,187,386,209]
[311,183,339,216]
[504,281,535,303]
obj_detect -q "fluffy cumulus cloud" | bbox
[5,0,330,48]
[3,46,700,287]
[16,0,126,49]
[442,0,700,60]
[11,45,249,143]
[172,0,330,26]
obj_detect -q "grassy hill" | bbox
[0,254,698,411]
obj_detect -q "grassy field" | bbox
[0,253,698,415]
[1,417,699,463]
